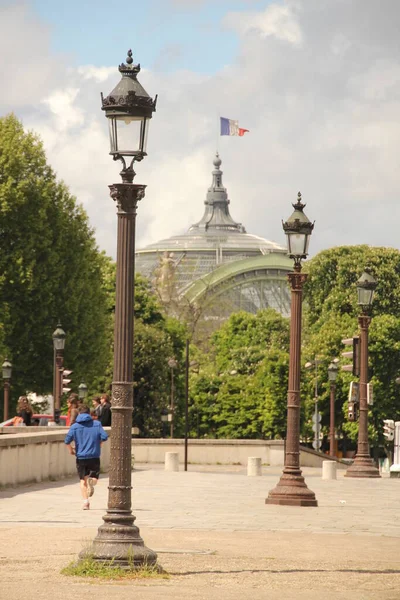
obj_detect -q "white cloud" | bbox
[2,0,400,261]
[224,3,303,46]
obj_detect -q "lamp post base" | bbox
[82,513,158,568]
[266,470,318,507]
[345,456,381,478]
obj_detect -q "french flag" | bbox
[220,117,249,137]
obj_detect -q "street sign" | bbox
[312,412,322,423]
[312,439,322,450]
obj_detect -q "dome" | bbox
[136,154,292,317]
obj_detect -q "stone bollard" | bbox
[165,452,179,472]
[247,457,262,476]
[322,460,337,480]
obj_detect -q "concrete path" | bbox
[1,464,399,599]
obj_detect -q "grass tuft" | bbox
[62,555,168,581]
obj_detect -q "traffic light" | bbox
[348,400,357,422]
[341,337,360,377]
[62,369,73,394]
[383,419,395,441]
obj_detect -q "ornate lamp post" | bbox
[346,269,380,478]
[2,358,12,421]
[86,49,157,567]
[78,382,88,402]
[167,357,178,438]
[266,192,317,506]
[328,361,339,457]
[52,323,66,420]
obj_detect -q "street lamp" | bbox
[266,192,317,507]
[167,357,178,438]
[328,361,339,457]
[78,382,88,402]
[87,49,157,567]
[346,269,380,478]
[52,323,66,421]
[2,358,12,421]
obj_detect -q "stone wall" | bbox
[0,431,348,488]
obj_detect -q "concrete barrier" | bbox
[165,452,179,472]
[322,460,337,480]
[0,429,111,488]
[247,457,262,476]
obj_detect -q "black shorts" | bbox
[76,457,100,480]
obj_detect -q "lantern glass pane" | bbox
[2,365,11,379]
[287,232,307,257]
[53,337,65,351]
[357,286,374,306]
[108,116,148,155]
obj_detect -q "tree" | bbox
[0,114,110,412]
[302,245,400,448]
[190,309,290,439]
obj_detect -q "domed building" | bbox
[136,154,293,318]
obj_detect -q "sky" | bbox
[1,0,400,259]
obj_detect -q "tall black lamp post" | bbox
[266,192,317,506]
[52,323,66,421]
[328,361,339,457]
[2,358,12,421]
[87,49,157,567]
[346,269,380,478]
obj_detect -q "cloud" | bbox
[2,0,400,261]
[224,3,303,46]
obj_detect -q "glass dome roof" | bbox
[136,154,288,293]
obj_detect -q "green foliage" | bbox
[190,309,290,439]
[0,114,109,413]
[302,245,400,447]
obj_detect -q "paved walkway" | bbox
[1,464,400,599]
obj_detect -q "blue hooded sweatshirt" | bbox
[64,413,108,459]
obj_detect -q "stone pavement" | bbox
[0,464,400,600]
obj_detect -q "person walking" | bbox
[66,394,79,426]
[64,405,108,510]
[91,396,102,420]
[99,393,112,427]
[15,396,33,426]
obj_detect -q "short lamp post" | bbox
[328,361,339,457]
[78,383,88,402]
[86,49,157,567]
[346,269,380,478]
[52,323,66,420]
[2,358,12,421]
[266,192,317,507]
[168,357,178,438]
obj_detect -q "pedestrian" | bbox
[15,396,33,426]
[64,404,108,510]
[66,394,79,426]
[91,395,102,420]
[99,393,112,427]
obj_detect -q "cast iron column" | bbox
[89,181,157,566]
[54,349,64,420]
[266,266,317,506]
[345,314,380,477]
[3,379,10,421]
[329,383,336,457]
[184,338,189,472]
